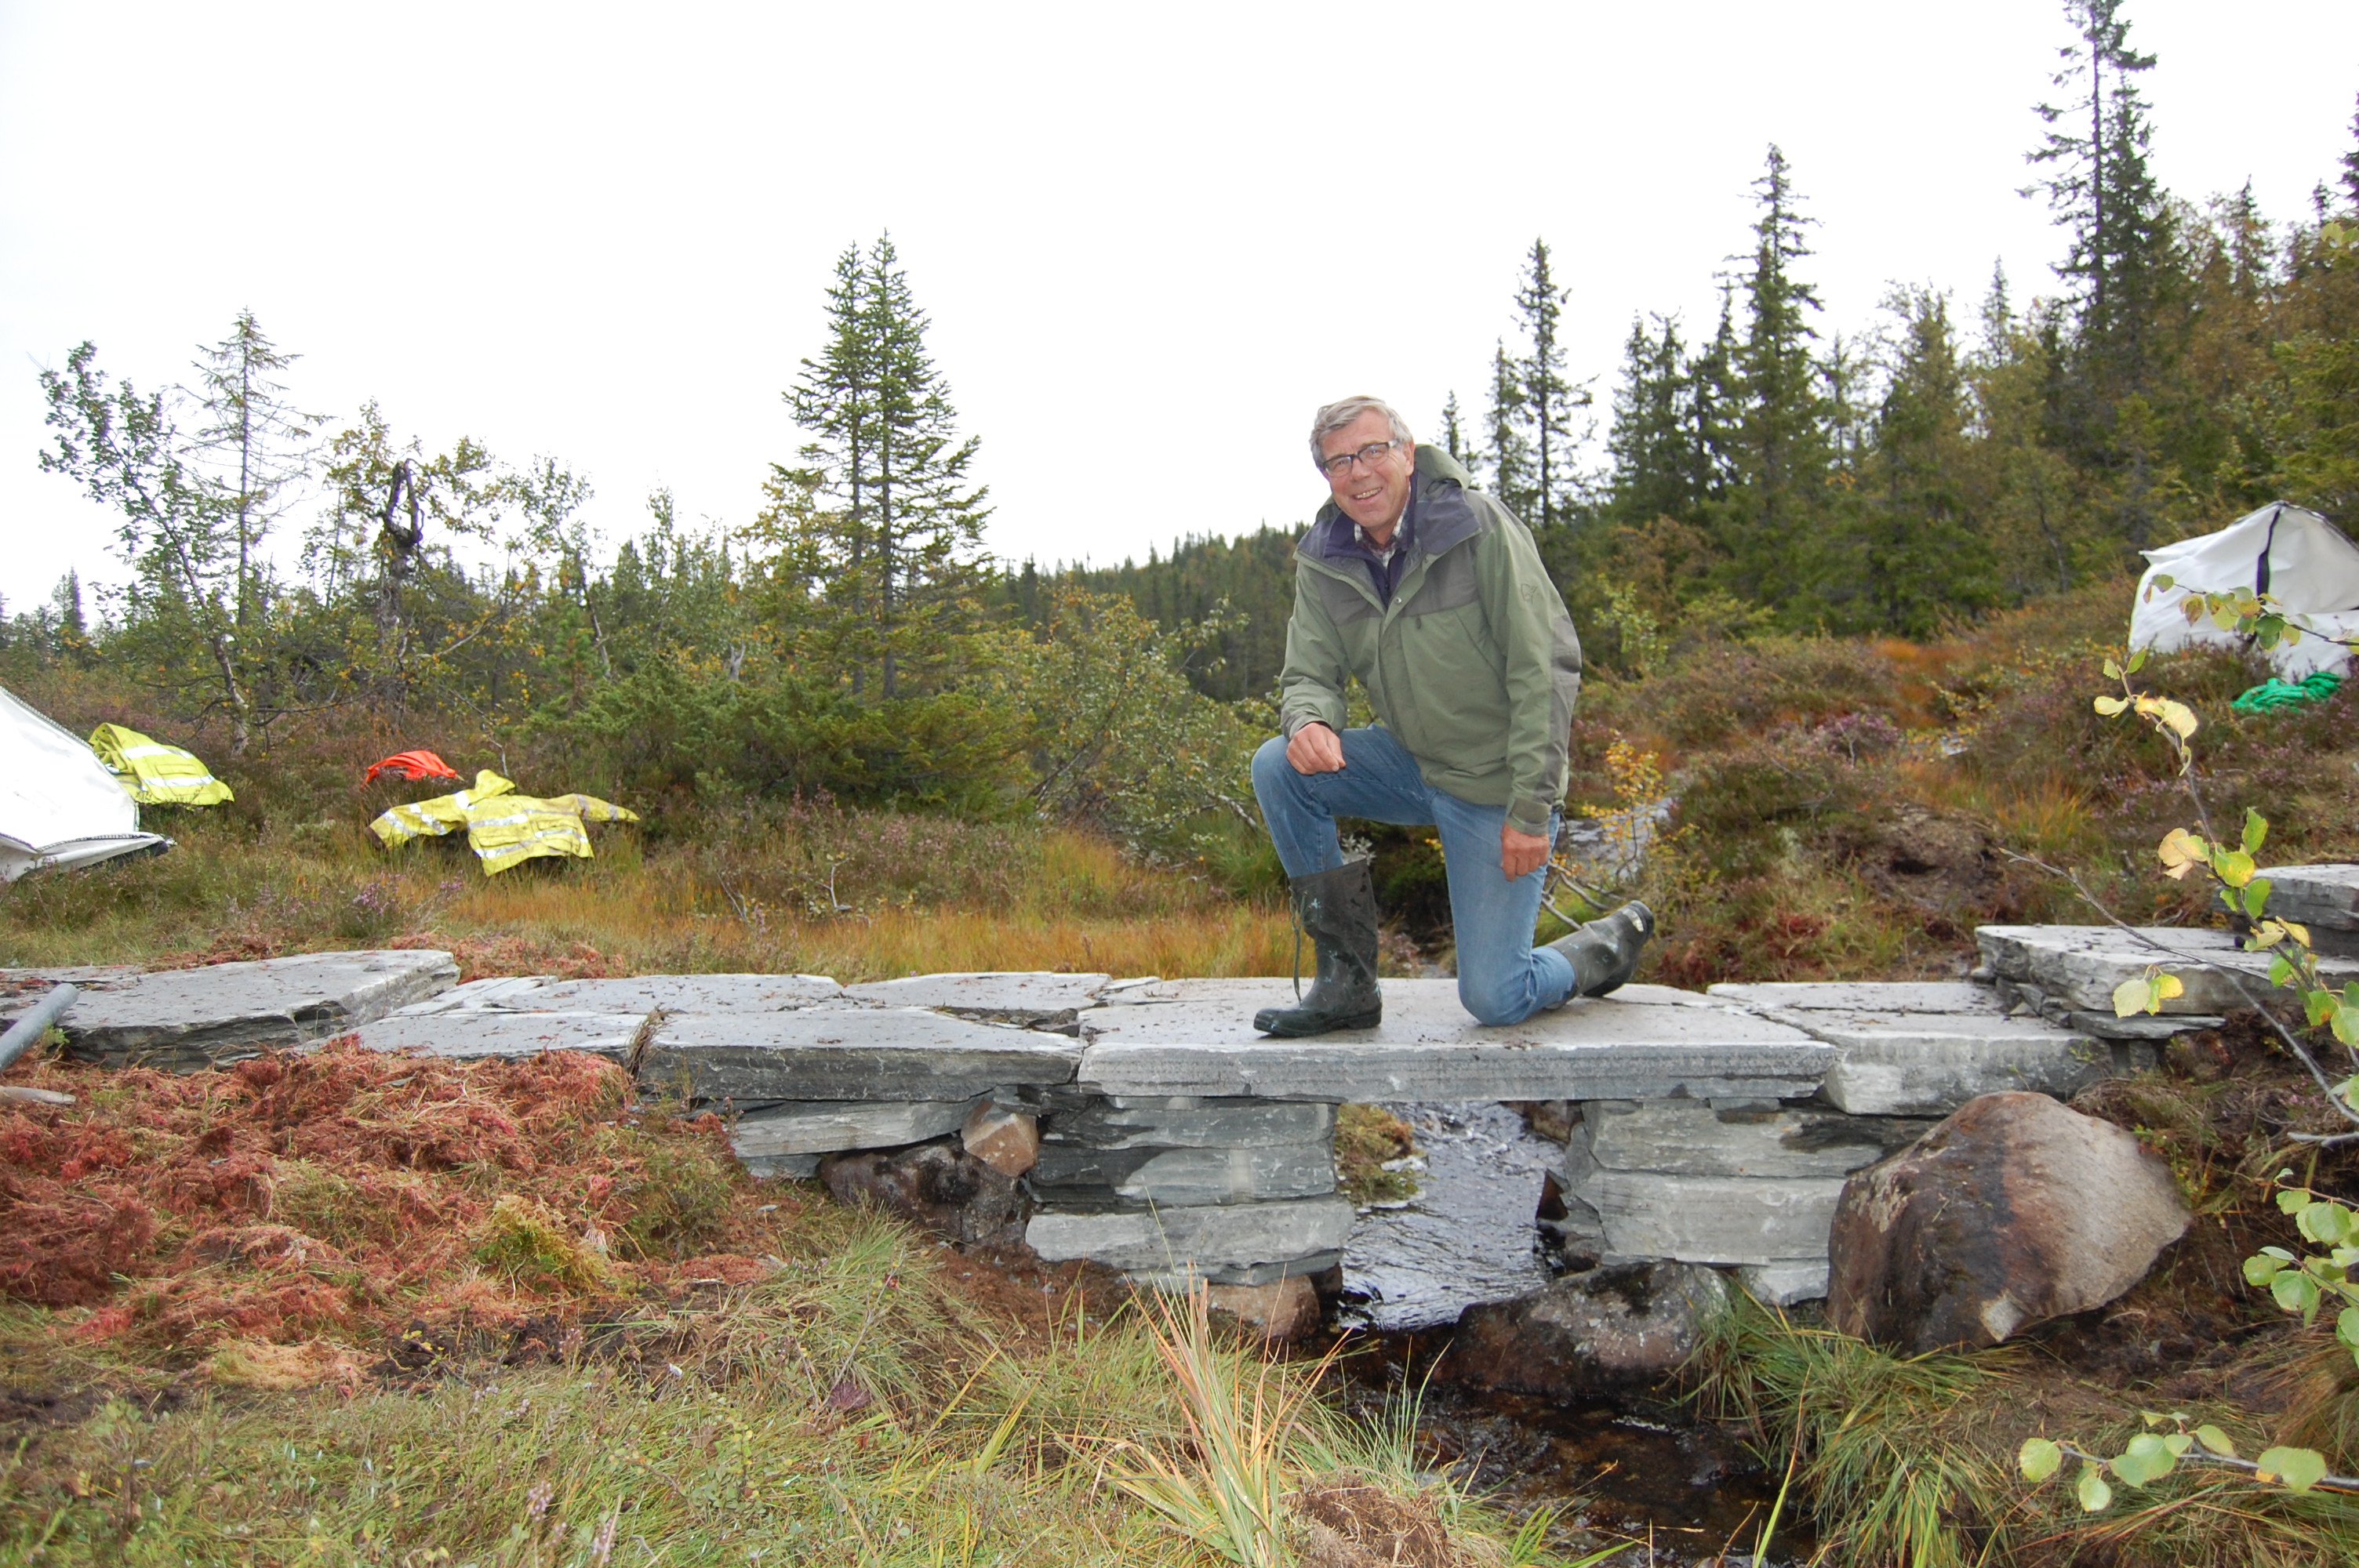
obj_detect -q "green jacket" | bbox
[1277,445,1583,836]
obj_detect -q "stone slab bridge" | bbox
[12,909,2352,1308]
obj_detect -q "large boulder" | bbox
[1826,1091,2189,1352]
[818,1138,1025,1247]
[1442,1261,1731,1397]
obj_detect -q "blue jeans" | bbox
[1252,726,1575,1026]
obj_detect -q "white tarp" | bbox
[2130,502,2359,680]
[0,685,169,881]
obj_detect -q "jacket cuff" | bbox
[1507,800,1554,838]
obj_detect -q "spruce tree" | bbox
[187,310,325,641]
[1481,339,1534,514]
[1604,314,1702,528]
[1721,144,1830,608]
[1439,390,1475,471]
[776,234,989,701]
[1510,239,1587,526]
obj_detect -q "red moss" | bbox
[0,1039,772,1351]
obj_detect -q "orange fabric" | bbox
[363,750,461,784]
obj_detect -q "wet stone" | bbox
[1043,1096,1335,1150]
[20,950,459,1071]
[1785,1010,2120,1116]
[1028,1142,1336,1207]
[636,1007,1083,1102]
[1444,1261,1733,1397]
[730,1098,983,1159]
[1710,981,2005,1014]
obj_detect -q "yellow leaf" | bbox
[2157,829,2206,880]
[2093,695,2129,717]
[2114,976,2158,1018]
[2154,974,2185,1004]
[2286,920,2313,949]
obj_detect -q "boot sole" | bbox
[1252,1007,1383,1038]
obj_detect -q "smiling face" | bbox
[1317,407,1416,540]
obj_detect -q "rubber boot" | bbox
[1545,900,1656,999]
[1253,859,1383,1036]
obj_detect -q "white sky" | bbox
[3,2,2355,614]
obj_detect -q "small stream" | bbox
[1328,1102,1804,1566]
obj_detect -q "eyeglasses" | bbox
[1316,438,1404,477]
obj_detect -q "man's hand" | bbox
[1287,722,1345,774]
[1500,822,1550,880]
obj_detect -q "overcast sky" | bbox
[3,2,2355,614]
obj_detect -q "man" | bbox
[1250,395,1654,1036]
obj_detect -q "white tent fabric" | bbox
[2130,502,2359,680]
[0,685,169,881]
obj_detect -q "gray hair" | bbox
[1308,397,1414,466]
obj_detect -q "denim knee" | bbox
[1456,967,1532,1028]
[1250,734,1292,808]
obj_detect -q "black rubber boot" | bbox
[1545,900,1656,999]
[1253,859,1383,1036]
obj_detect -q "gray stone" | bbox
[1976,924,2359,1016]
[388,975,554,1014]
[1787,1010,2123,1116]
[2254,863,2359,933]
[1444,1262,1732,1396]
[1029,1142,1336,1207]
[742,1153,821,1180]
[1045,1097,1335,1150]
[635,1007,1083,1102]
[1828,1091,2191,1352]
[1736,1260,1830,1307]
[1579,1098,1933,1179]
[27,950,459,1070]
[1127,1252,1346,1289]
[730,1098,983,1158]
[484,974,841,1012]
[1572,1171,1848,1266]
[1710,981,2006,1014]
[842,971,1110,1011]
[1076,982,1828,1102]
[351,1010,645,1059]
[1025,1194,1355,1274]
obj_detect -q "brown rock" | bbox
[818,1138,1025,1247]
[1205,1275,1321,1344]
[1826,1091,2190,1352]
[959,1103,1041,1178]
[1443,1261,1730,1397]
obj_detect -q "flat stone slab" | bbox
[1576,1171,1848,1266]
[1977,924,2359,1015]
[1710,981,2005,1014]
[1026,1194,1355,1275]
[2255,864,2359,930]
[352,1010,648,1059]
[842,971,1110,1011]
[1030,1142,1337,1207]
[636,1007,1084,1103]
[9,950,458,1070]
[1044,1097,1335,1150]
[730,1098,980,1159]
[391,976,556,1014]
[1074,981,1827,1102]
[1736,1260,1830,1307]
[1579,1098,1933,1179]
[425,974,842,1014]
[1762,1007,2120,1116]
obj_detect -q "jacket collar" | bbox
[1300,444,1483,568]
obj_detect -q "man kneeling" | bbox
[1252,396,1653,1036]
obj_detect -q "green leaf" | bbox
[2161,1432,2192,1457]
[2128,648,2149,673]
[2215,849,2256,887]
[2114,976,2157,1018]
[2271,955,2297,986]
[2103,658,2123,680]
[2110,1432,2179,1486]
[2243,808,2269,855]
[2339,1307,2359,1350]
[2244,877,2272,918]
[2194,1425,2236,1460]
[2274,1269,2321,1318]
[2300,1203,2354,1245]
[2335,1007,2359,1050]
[2076,1465,2114,1512]
[2258,1446,2330,1493]
[2093,694,2129,717]
[2152,574,2176,593]
[2245,1253,2285,1286]
[2019,1437,2064,1483]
